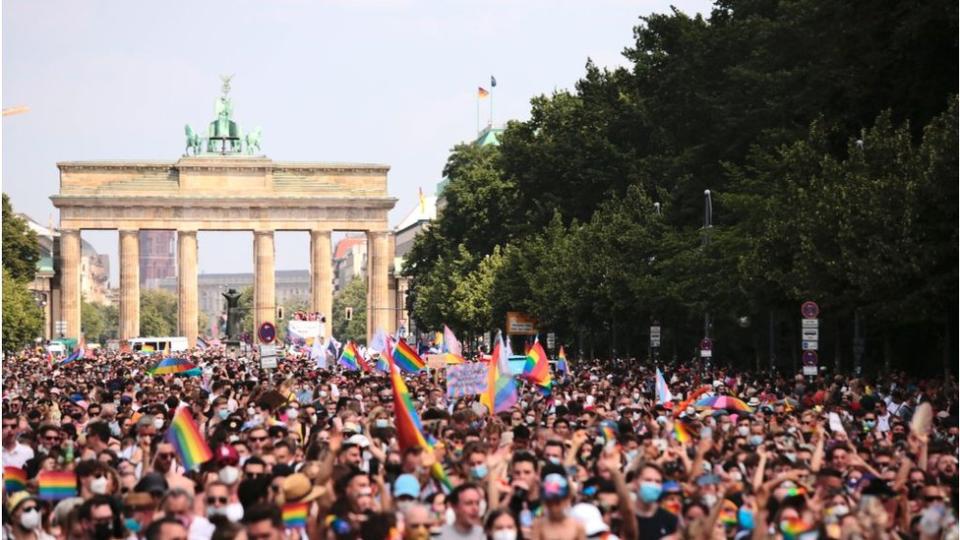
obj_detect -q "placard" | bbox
[506,312,538,335]
[446,364,488,398]
[426,354,446,370]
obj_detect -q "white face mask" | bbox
[219,466,240,485]
[287,408,299,419]
[19,508,41,530]
[90,476,109,495]
[492,529,518,540]
[225,502,244,523]
[153,418,165,430]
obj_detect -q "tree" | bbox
[333,278,367,344]
[3,269,43,351]
[81,298,119,343]
[2,194,40,282]
[140,290,178,337]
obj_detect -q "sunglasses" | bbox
[157,453,176,459]
[206,496,229,505]
[249,436,269,442]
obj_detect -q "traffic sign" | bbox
[700,349,713,358]
[802,350,818,366]
[801,340,818,351]
[258,322,276,344]
[546,333,556,349]
[650,325,662,348]
[259,344,277,369]
[801,319,819,329]
[699,338,713,351]
[801,327,820,341]
[800,301,820,319]
[802,365,818,376]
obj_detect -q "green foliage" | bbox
[81,299,118,343]
[2,268,44,351]
[2,193,40,282]
[139,289,178,337]
[333,278,367,344]
[405,0,957,372]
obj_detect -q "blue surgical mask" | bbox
[738,507,754,530]
[749,435,764,447]
[218,409,230,420]
[375,419,389,429]
[124,518,141,534]
[471,465,488,480]
[863,420,876,430]
[639,481,662,503]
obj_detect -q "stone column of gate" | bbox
[310,229,333,339]
[367,231,392,343]
[119,230,141,340]
[177,230,199,347]
[60,229,82,339]
[253,230,276,343]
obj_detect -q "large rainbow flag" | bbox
[522,340,552,394]
[165,407,213,470]
[480,332,518,414]
[387,353,452,491]
[393,339,425,373]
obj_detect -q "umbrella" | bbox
[148,357,197,376]
[695,395,754,414]
[175,367,202,377]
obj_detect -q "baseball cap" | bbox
[393,474,420,499]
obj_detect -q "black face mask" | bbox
[93,522,113,540]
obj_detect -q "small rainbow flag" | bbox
[142,344,156,353]
[556,346,569,374]
[522,340,552,394]
[779,517,813,540]
[165,407,213,470]
[282,501,309,529]
[38,471,77,500]
[674,421,692,444]
[393,340,425,373]
[719,500,738,526]
[599,420,619,444]
[4,466,27,493]
[783,486,807,497]
[338,341,367,372]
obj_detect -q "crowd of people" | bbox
[1,345,957,540]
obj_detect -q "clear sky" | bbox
[3,0,712,286]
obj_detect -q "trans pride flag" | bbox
[481,331,518,414]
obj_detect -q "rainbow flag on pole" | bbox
[387,353,452,491]
[4,466,27,493]
[338,341,367,372]
[282,501,309,529]
[393,339,426,373]
[165,407,213,470]
[556,346,569,375]
[38,471,77,500]
[480,331,518,414]
[522,339,552,394]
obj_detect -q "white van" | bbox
[46,343,67,356]
[129,337,189,354]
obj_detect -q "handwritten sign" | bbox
[446,364,488,398]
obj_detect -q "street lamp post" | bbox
[702,189,713,341]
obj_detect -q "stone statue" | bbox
[184,125,202,155]
[220,74,233,97]
[245,127,262,155]
[222,288,242,339]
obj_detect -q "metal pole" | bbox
[768,310,776,370]
[703,190,712,340]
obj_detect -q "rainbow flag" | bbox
[719,500,738,526]
[38,471,77,500]
[522,340,552,394]
[149,357,197,376]
[387,353,452,491]
[656,368,673,405]
[556,346,569,375]
[443,353,464,365]
[779,517,813,540]
[599,420,619,444]
[282,501,309,529]
[62,339,85,365]
[165,407,213,470]
[141,344,156,353]
[4,466,27,493]
[480,332,518,414]
[674,421,692,444]
[338,341,365,371]
[393,340,425,373]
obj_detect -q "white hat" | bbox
[346,434,370,448]
[570,503,609,536]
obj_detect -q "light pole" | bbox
[702,189,713,341]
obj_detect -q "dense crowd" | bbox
[1,346,957,540]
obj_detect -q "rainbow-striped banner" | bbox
[38,471,77,501]
[165,407,213,470]
[4,466,27,493]
[522,340,552,394]
[282,501,309,529]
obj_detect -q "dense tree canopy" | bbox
[405,0,957,374]
[333,278,367,344]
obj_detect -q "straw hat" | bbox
[277,473,324,505]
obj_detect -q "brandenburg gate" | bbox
[51,79,396,346]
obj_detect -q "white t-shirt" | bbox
[2,442,35,468]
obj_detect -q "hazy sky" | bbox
[3,0,712,286]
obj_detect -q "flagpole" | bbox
[489,86,494,128]
[476,93,480,135]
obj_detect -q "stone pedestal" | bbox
[60,229,81,339]
[253,230,275,342]
[177,230,199,346]
[310,230,333,338]
[367,231,393,343]
[119,230,140,340]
